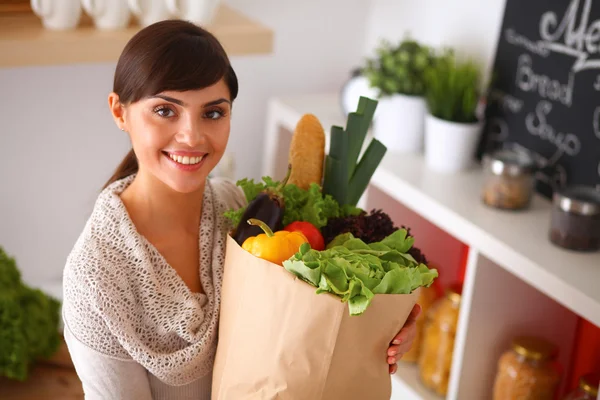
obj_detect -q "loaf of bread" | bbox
[288,113,325,190]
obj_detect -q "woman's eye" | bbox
[153,106,175,118]
[205,109,224,120]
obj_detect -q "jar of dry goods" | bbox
[550,185,600,252]
[492,336,561,400]
[563,373,600,400]
[400,285,438,363]
[482,148,536,210]
[418,284,461,396]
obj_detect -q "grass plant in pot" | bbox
[424,50,484,173]
[363,37,433,153]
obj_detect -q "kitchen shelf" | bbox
[372,149,600,326]
[264,93,600,399]
[0,5,274,68]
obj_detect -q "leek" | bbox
[322,96,386,206]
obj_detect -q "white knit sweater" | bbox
[62,174,246,399]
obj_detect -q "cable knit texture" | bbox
[62,174,246,386]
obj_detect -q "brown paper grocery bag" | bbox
[212,235,419,400]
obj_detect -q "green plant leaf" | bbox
[424,49,483,123]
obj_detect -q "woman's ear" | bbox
[108,92,127,132]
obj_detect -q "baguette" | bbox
[288,114,326,190]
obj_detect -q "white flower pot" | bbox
[424,113,483,173]
[373,94,426,153]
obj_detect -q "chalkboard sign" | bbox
[481,0,600,198]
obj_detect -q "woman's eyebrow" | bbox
[151,94,186,106]
[203,98,231,107]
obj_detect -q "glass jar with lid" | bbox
[418,284,461,396]
[550,185,600,252]
[563,373,600,400]
[492,336,561,400]
[482,148,537,210]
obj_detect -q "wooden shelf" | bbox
[0,5,273,68]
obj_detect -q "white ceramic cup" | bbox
[127,0,172,27]
[30,0,82,30]
[165,0,220,25]
[81,0,131,30]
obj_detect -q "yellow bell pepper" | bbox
[242,218,308,266]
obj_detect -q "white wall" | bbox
[364,0,508,83]
[0,0,370,284]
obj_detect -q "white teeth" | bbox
[168,153,205,165]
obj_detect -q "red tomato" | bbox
[283,221,325,251]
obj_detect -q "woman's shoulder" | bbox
[209,176,247,211]
[63,182,134,285]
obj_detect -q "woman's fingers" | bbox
[389,363,398,374]
[391,304,421,345]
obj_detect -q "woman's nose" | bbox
[175,121,205,147]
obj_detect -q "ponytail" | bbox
[102,149,138,190]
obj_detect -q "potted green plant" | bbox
[0,246,62,381]
[423,49,484,173]
[363,36,434,153]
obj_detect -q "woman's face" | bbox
[115,79,231,194]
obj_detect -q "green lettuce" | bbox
[224,176,353,229]
[283,230,438,316]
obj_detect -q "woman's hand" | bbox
[387,304,421,374]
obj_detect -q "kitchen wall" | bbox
[0,0,370,284]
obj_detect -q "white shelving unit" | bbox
[264,93,600,400]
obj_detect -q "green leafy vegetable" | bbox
[283,230,438,316]
[0,247,61,381]
[224,177,353,229]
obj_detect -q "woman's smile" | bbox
[163,150,208,172]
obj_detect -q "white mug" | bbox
[81,0,131,30]
[165,0,220,26]
[30,0,82,30]
[127,0,172,27]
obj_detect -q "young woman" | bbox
[62,19,420,400]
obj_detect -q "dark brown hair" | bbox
[103,19,238,189]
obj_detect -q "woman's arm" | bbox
[63,325,153,400]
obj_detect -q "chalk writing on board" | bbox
[504,28,550,57]
[525,100,582,159]
[539,0,600,73]
[489,89,524,114]
[516,54,574,107]
[483,0,600,198]
[594,106,600,139]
